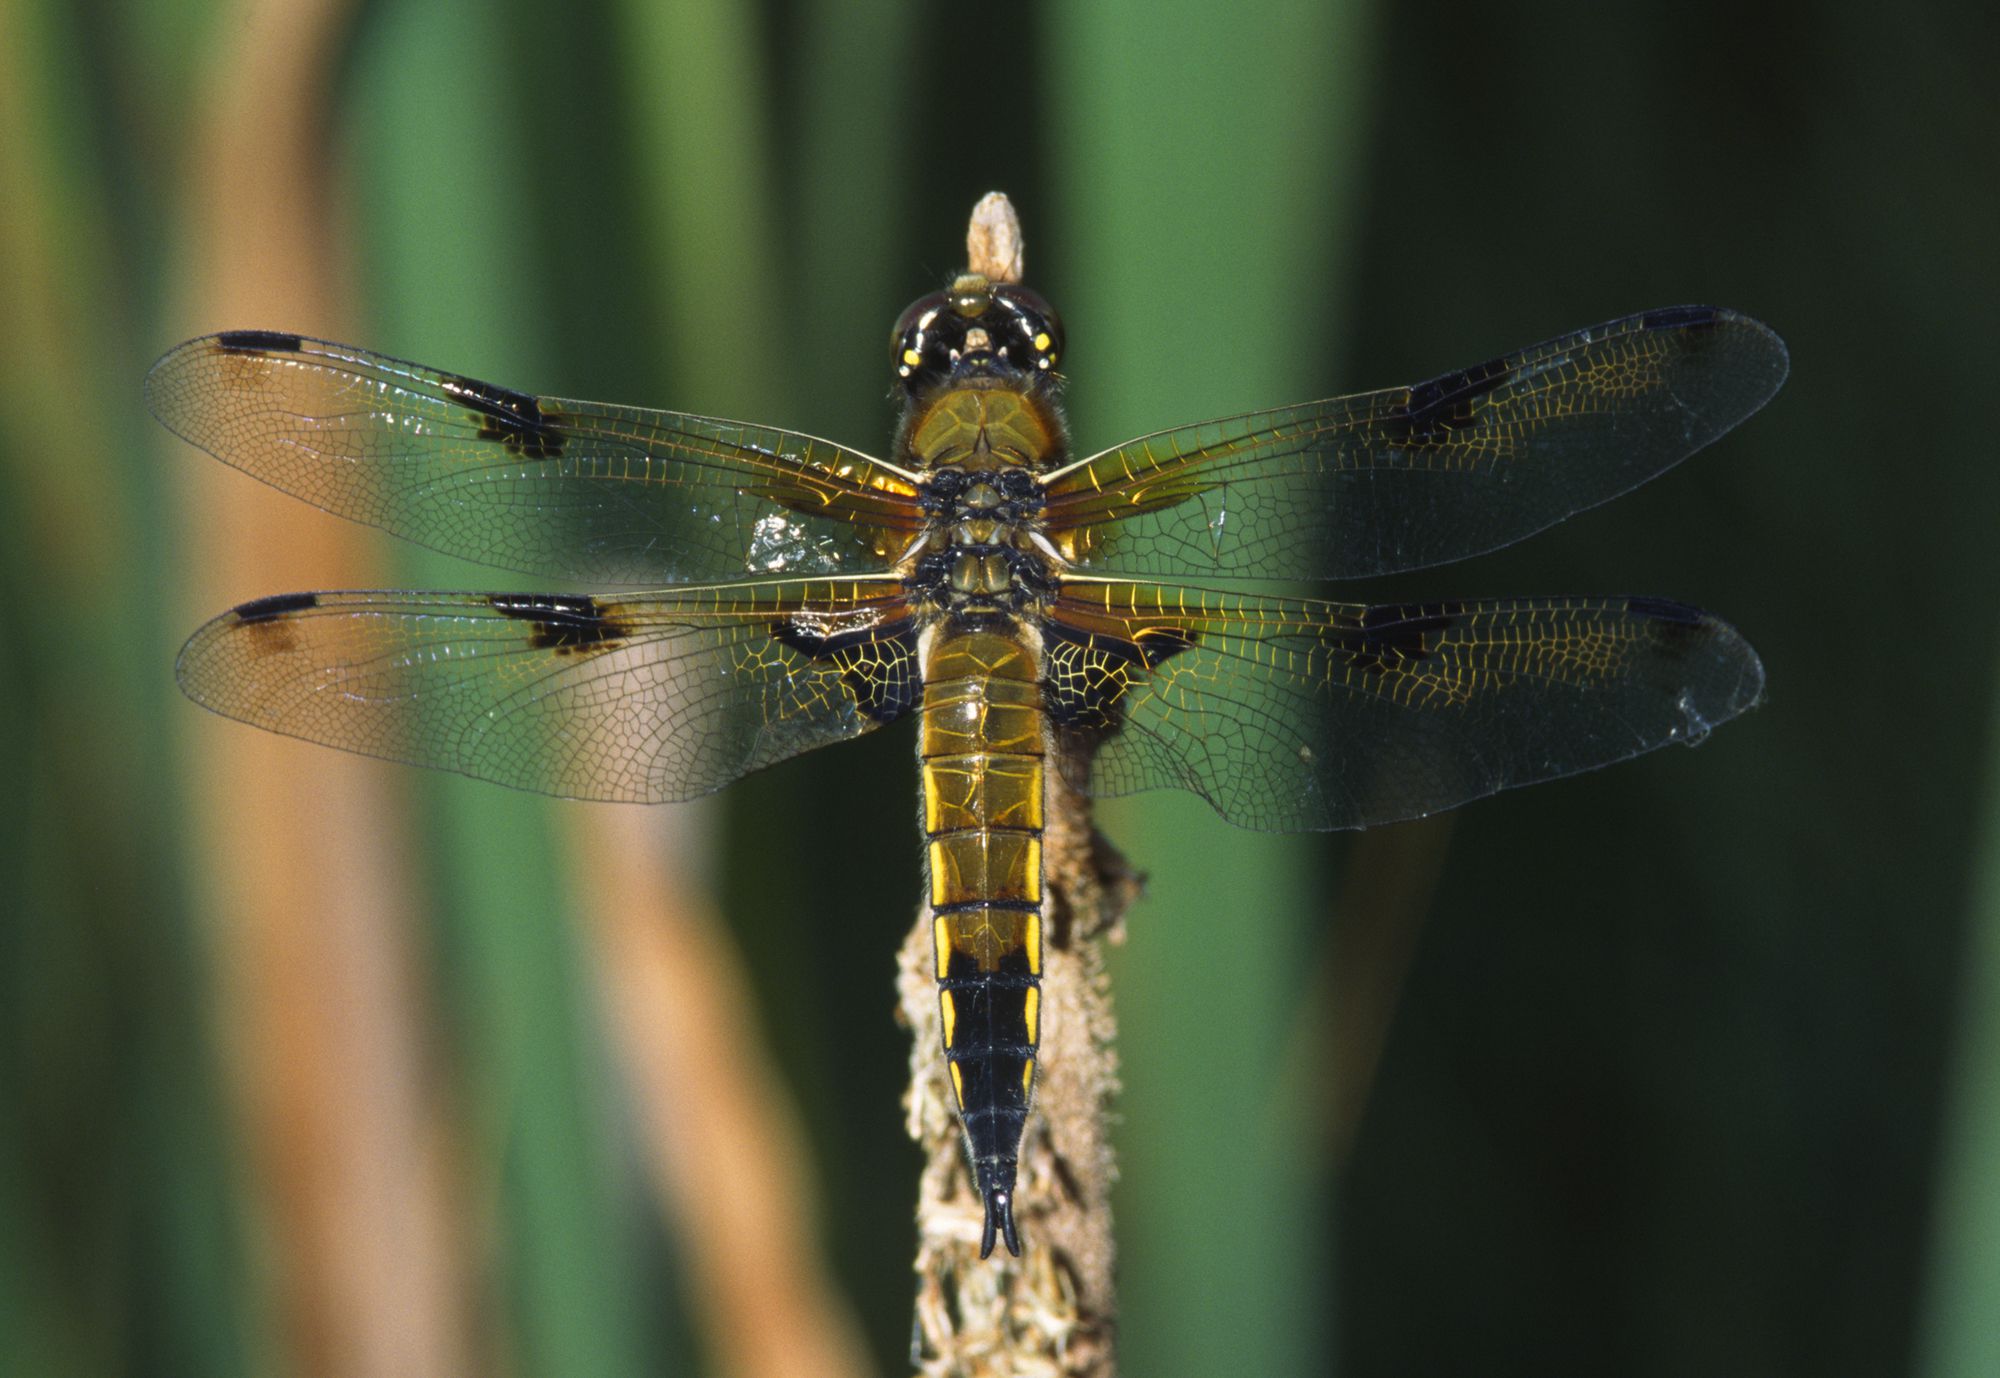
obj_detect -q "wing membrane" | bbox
[176,577,918,802]
[1043,308,1788,579]
[1046,579,1764,830]
[147,332,923,584]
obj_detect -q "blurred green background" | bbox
[3,1,1997,1375]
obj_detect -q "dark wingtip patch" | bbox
[215,330,304,354]
[234,591,319,623]
[1625,595,1706,625]
[1639,305,1725,332]
[440,371,566,459]
[489,593,629,653]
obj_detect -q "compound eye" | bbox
[891,289,953,377]
[993,284,1064,371]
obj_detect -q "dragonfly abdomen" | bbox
[919,625,1046,1258]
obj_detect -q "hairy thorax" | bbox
[899,377,1068,624]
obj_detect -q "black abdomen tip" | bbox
[979,1188,1021,1259]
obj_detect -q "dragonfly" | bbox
[148,262,1785,1259]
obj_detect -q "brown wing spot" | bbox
[439,372,566,459]
[1625,595,1710,652]
[488,593,630,654]
[228,591,318,654]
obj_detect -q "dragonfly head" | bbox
[892,273,1063,394]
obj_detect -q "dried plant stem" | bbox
[901,770,1136,1377]
[182,2,473,1376]
[966,192,1025,285]
[575,807,875,1378]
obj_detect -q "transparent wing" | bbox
[1044,579,1764,831]
[1042,308,1788,580]
[147,332,924,584]
[176,577,919,802]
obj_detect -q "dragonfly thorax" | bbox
[922,464,1043,521]
[906,466,1057,619]
[908,542,1055,619]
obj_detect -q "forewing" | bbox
[1042,308,1788,579]
[147,332,923,584]
[1045,580,1764,831]
[176,578,919,802]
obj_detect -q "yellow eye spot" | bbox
[1033,332,1051,352]
[903,348,923,367]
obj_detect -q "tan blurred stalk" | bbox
[571,806,877,1378]
[586,0,879,1368]
[170,2,472,1375]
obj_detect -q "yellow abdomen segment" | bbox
[919,626,1046,1255]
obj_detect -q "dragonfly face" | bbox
[891,272,1064,392]
[148,264,1785,1259]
